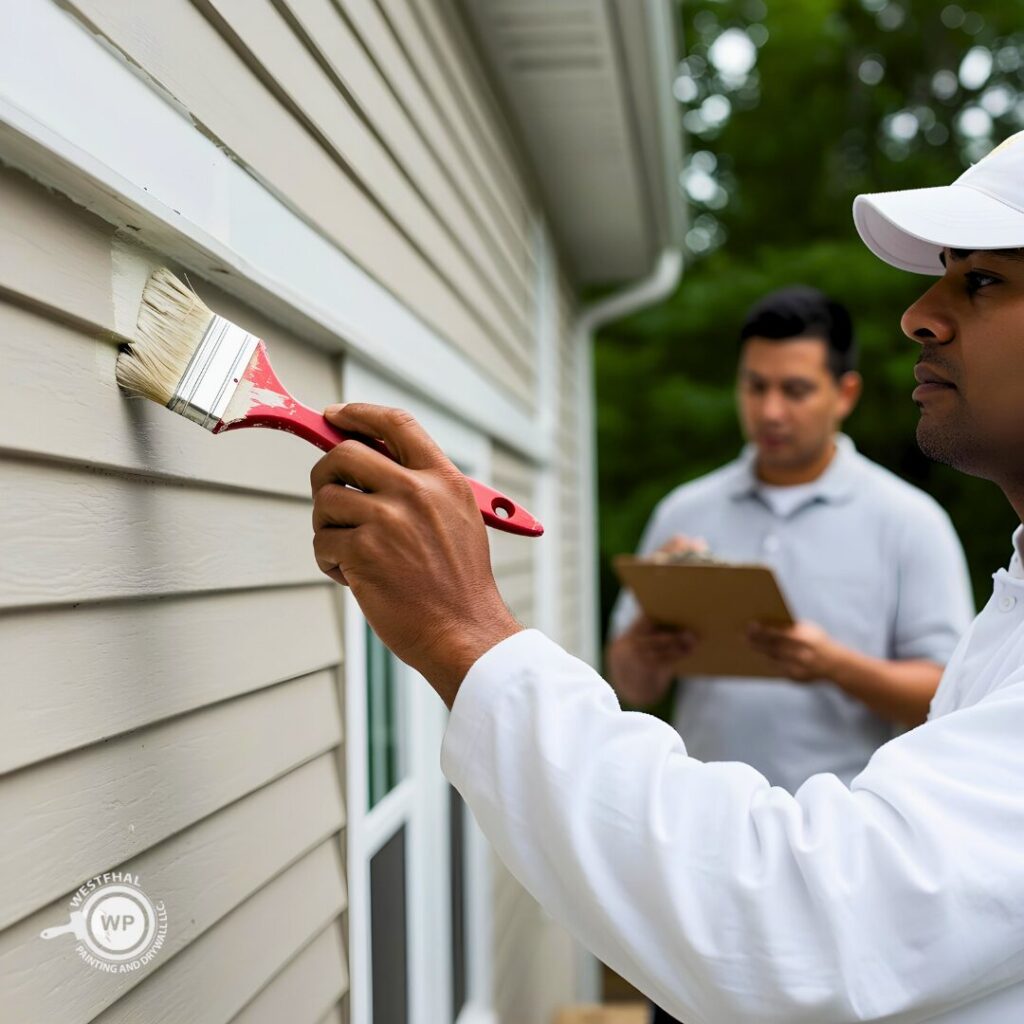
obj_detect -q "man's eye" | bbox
[966,270,1000,293]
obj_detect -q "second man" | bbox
[607,285,974,792]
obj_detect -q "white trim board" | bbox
[0,0,546,463]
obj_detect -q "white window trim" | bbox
[343,360,496,1024]
[0,0,545,464]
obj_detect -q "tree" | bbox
[597,0,1024,637]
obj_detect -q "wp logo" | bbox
[40,870,168,973]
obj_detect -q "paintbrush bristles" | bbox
[116,268,215,405]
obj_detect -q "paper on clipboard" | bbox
[613,555,796,678]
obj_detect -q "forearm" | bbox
[826,647,942,726]
[605,638,644,699]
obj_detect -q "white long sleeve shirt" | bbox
[441,533,1024,1023]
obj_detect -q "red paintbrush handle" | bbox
[219,400,544,538]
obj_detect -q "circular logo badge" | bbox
[41,872,168,973]
[82,884,157,961]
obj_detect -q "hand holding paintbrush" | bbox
[115,268,543,537]
[311,402,522,705]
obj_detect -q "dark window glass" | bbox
[370,827,409,1024]
[449,786,468,1019]
[367,622,402,807]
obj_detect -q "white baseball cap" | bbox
[853,130,1024,274]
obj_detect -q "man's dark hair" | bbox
[739,285,857,379]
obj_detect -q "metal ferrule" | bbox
[168,315,260,430]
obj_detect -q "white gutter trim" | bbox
[573,246,683,667]
[574,0,686,668]
[567,23,683,1012]
[577,248,685,337]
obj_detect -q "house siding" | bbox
[61,0,538,409]
[1,0,596,1019]
[0,167,350,1024]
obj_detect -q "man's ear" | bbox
[836,371,863,419]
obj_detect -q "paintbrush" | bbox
[115,268,543,536]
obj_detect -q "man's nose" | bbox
[901,284,955,345]
[760,391,787,420]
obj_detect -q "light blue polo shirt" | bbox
[609,434,974,792]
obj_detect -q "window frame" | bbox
[343,359,496,1024]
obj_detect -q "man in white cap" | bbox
[310,131,1024,1022]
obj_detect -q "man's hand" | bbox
[607,535,703,706]
[746,621,840,682]
[656,534,710,558]
[607,615,695,707]
[749,621,943,725]
[310,403,521,707]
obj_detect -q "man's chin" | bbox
[916,418,987,477]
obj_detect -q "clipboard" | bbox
[613,555,795,678]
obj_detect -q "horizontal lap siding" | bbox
[0,587,340,774]
[0,170,349,1023]
[90,839,347,1024]
[274,0,530,325]
[229,921,349,1024]
[3,755,345,1022]
[369,0,535,270]
[0,169,336,499]
[62,0,538,408]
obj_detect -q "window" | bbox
[449,787,468,1020]
[370,827,409,1024]
[343,360,496,1024]
[366,623,403,808]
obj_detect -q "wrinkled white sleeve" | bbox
[441,630,1024,1024]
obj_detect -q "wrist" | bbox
[419,611,523,708]
[823,641,859,690]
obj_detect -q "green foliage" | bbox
[596,0,1024,631]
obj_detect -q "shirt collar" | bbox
[727,433,859,505]
[1010,525,1024,578]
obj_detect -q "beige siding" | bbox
[61,0,538,407]
[0,169,349,1023]
[491,856,578,1024]
[3,5,595,1020]
[89,840,346,1024]
[225,918,348,1024]
[371,0,535,252]
[315,1005,346,1024]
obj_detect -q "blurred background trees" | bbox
[596,0,1024,634]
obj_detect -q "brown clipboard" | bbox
[613,555,796,678]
